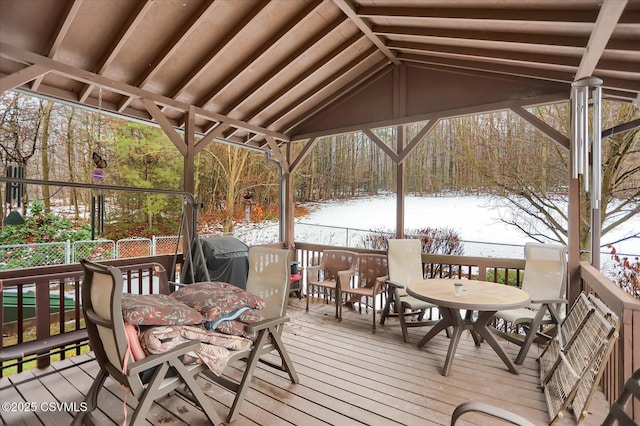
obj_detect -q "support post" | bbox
[183,106,197,256]
[284,143,295,249]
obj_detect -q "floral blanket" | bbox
[139,325,252,376]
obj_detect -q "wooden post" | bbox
[284,143,295,249]
[393,64,406,239]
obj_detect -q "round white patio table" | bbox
[407,278,530,377]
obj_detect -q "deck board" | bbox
[0,298,610,425]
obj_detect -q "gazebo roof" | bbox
[1,0,639,153]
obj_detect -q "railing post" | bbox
[65,240,71,264]
[35,279,51,369]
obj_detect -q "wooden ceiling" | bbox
[1,0,639,152]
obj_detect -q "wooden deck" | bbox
[0,298,609,425]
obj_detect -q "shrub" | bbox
[608,245,640,299]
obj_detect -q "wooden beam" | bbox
[333,0,400,65]
[281,59,390,137]
[141,98,187,156]
[0,43,288,142]
[363,128,399,163]
[78,0,154,103]
[197,1,324,109]
[242,33,366,122]
[0,65,49,93]
[293,92,568,141]
[397,119,439,164]
[194,123,231,155]
[357,6,600,22]
[510,105,570,150]
[32,0,83,91]
[263,45,380,130]
[575,0,628,80]
[289,138,317,173]
[168,1,270,100]
[602,117,640,138]
[265,135,289,173]
[220,13,348,115]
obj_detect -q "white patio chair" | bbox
[201,246,300,422]
[380,239,438,343]
[491,242,568,364]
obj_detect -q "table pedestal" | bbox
[418,308,519,376]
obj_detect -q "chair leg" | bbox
[270,331,300,385]
[72,367,108,425]
[398,304,410,343]
[227,330,271,422]
[372,296,377,331]
[171,360,223,425]
[129,362,171,426]
[380,290,393,325]
[515,307,548,365]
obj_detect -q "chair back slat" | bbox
[521,243,567,307]
[81,260,139,392]
[388,239,423,290]
[246,247,291,320]
[358,254,388,288]
[319,250,358,279]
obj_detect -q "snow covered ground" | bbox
[238,194,639,259]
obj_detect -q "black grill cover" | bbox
[183,236,249,289]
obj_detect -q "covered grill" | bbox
[183,236,249,289]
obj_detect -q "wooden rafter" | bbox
[196,0,324,109]
[575,0,628,80]
[388,40,582,69]
[263,45,380,129]
[78,0,154,103]
[356,6,600,22]
[0,65,49,93]
[31,0,84,91]
[283,59,390,136]
[0,44,288,143]
[333,0,400,65]
[168,1,270,101]
[220,14,348,116]
[240,33,366,122]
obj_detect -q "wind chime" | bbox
[91,87,108,239]
[4,161,25,225]
[570,76,603,266]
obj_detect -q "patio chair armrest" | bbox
[307,265,322,282]
[128,340,200,375]
[337,269,355,290]
[451,401,535,426]
[245,315,289,332]
[530,298,567,305]
[384,279,403,289]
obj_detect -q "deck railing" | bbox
[1,243,637,422]
[0,254,180,376]
[580,261,640,420]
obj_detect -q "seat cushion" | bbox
[495,306,551,326]
[400,295,435,310]
[172,281,265,321]
[121,293,203,326]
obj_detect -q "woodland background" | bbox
[0,91,638,257]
